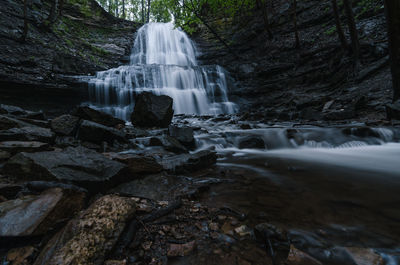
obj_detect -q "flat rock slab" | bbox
[78,120,126,144]
[0,126,55,143]
[34,195,136,265]
[3,146,129,191]
[0,141,52,154]
[0,115,33,130]
[105,153,163,175]
[72,106,125,127]
[0,188,85,236]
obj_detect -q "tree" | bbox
[331,0,348,51]
[47,0,60,24]
[142,0,145,23]
[384,0,400,101]
[343,0,360,66]
[256,0,273,39]
[146,0,151,23]
[293,0,300,48]
[122,0,125,18]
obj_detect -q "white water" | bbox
[88,22,237,120]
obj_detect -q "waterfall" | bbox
[87,22,238,120]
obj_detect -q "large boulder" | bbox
[131,92,174,128]
[168,125,195,148]
[50,114,80,136]
[72,106,124,127]
[33,195,136,265]
[0,141,52,155]
[0,188,85,236]
[0,127,55,143]
[3,146,129,191]
[77,120,127,144]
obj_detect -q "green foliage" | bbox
[325,25,336,36]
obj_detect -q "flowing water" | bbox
[87,22,237,120]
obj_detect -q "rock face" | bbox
[72,106,124,127]
[50,115,80,136]
[131,92,174,128]
[34,195,136,265]
[0,188,85,236]
[386,100,400,120]
[168,125,195,148]
[77,120,126,144]
[0,141,51,154]
[0,127,55,143]
[3,146,129,191]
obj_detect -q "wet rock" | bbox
[0,127,55,143]
[72,106,125,127]
[149,135,187,154]
[16,117,49,128]
[0,184,23,199]
[3,146,129,191]
[0,115,33,130]
[131,92,174,128]
[0,150,11,161]
[50,114,80,136]
[167,241,196,257]
[54,136,80,148]
[344,247,384,265]
[342,127,380,138]
[0,188,85,236]
[240,123,252,129]
[23,111,46,121]
[78,120,126,144]
[161,150,217,173]
[238,136,265,149]
[0,104,26,115]
[254,223,288,243]
[6,246,36,265]
[0,141,52,155]
[106,153,163,175]
[168,125,195,148]
[287,245,323,265]
[34,195,136,265]
[386,100,400,120]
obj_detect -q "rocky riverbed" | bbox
[1,94,400,265]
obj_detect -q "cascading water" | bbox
[87,22,237,120]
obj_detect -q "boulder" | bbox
[0,188,85,236]
[0,127,55,143]
[72,106,124,127]
[33,195,136,265]
[168,125,195,148]
[0,141,52,154]
[106,153,163,175]
[50,114,80,136]
[131,92,174,128]
[238,136,265,149]
[0,115,33,130]
[287,245,323,265]
[149,135,187,154]
[161,150,217,173]
[77,120,127,144]
[386,100,400,120]
[3,146,129,191]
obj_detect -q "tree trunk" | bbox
[20,0,29,42]
[146,0,151,23]
[122,0,125,18]
[142,0,145,23]
[257,0,273,39]
[331,0,348,51]
[115,0,119,17]
[343,0,360,65]
[47,0,59,24]
[293,0,300,48]
[384,0,400,101]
